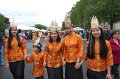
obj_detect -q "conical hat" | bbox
[64,14,71,26]
[91,16,99,29]
[10,22,17,28]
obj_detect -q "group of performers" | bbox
[3,15,120,79]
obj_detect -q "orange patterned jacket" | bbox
[45,41,63,68]
[26,52,44,77]
[63,32,83,63]
[83,40,113,72]
[4,37,27,62]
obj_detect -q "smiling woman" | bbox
[79,16,113,79]
[44,30,63,79]
[4,22,27,79]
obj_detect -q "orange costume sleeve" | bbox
[83,40,113,72]
[45,41,63,68]
[4,37,27,62]
[26,54,33,64]
[63,32,83,63]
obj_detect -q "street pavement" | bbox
[0,39,119,79]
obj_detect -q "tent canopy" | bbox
[74,27,84,31]
[17,24,40,31]
[17,24,30,30]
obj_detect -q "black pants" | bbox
[87,68,107,79]
[9,60,25,79]
[111,64,120,79]
[47,66,63,79]
[35,77,44,79]
[65,62,83,79]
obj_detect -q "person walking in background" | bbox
[4,23,27,79]
[63,15,83,79]
[109,29,120,79]
[18,29,27,44]
[33,32,38,42]
[26,42,44,79]
[0,32,5,66]
[44,30,63,79]
[103,26,111,40]
[79,16,113,79]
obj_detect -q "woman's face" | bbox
[11,27,17,36]
[65,26,73,35]
[91,28,101,39]
[112,32,119,39]
[51,31,58,41]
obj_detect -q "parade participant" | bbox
[44,30,63,79]
[79,16,113,79]
[4,22,27,79]
[110,29,120,79]
[63,15,83,79]
[26,39,44,79]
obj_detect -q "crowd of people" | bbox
[0,16,120,79]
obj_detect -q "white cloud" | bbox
[0,0,79,26]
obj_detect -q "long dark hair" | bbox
[8,27,21,49]
[87,27,108,59]
[49,31,61,43]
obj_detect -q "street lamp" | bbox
[13,14,21,22]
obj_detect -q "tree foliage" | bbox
[61,22,65,31]
[34,24,47,30]
[0,13,5,32]
[69,0,120,28]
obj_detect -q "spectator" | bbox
[103,26,111,40]
[109,29,120,79]
[0,32,5,66]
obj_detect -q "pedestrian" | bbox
[44,30,63,79]
[0,32,5,66]
[109,29,120,79]
[79,16,113,79]
[62,15,83,79]
[26,41,44,79]
[33,32,38,42]
[103,26,111,40]
[4,22,27,79]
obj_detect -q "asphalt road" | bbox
[0,39,119,79]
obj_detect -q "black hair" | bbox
[33,43,42,52]
[18,29,21,33]
[49,31,61,42]
[87,27,108,59]
[8,27,21,49]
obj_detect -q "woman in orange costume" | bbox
[4,23,27,79]
[63,15,83,79]
[44,30,63,79]
[79,16,113,79]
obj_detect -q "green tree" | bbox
[61,22,65,31]
[0,13,5,32]
[69,0,120,29]
[34,24,47,30]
